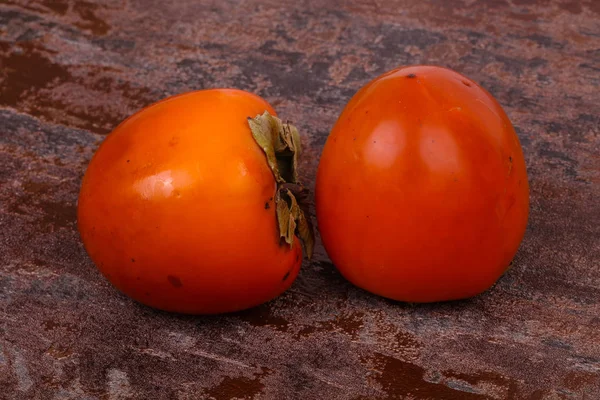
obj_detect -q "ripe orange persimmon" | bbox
[78,89,313,314]
[315,66,529,302]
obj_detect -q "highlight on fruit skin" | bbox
[315,65,530,303]
[77,88,314,314]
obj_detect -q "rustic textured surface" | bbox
[1,0,599,399]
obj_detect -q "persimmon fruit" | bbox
[315,66,529,302]
[78,89,313,314]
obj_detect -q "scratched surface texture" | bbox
[0,0,599,399]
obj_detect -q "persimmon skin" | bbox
[315,66,529,302]
[78,89,302,314]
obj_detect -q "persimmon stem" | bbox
[249,111,315,259]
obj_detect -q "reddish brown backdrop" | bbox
[1,0,599,399]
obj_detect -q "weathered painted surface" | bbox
[1,0,599,399]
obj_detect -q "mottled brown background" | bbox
[0,0,599,399]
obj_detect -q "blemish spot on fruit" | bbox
[167,275,183,288]
[407,74,417,79]
[265,202,270,210]
[509,156,513,163]
[126,160,130,163]
[462,80,472,87]
[131,258,135,262]
[282,271,291,282]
